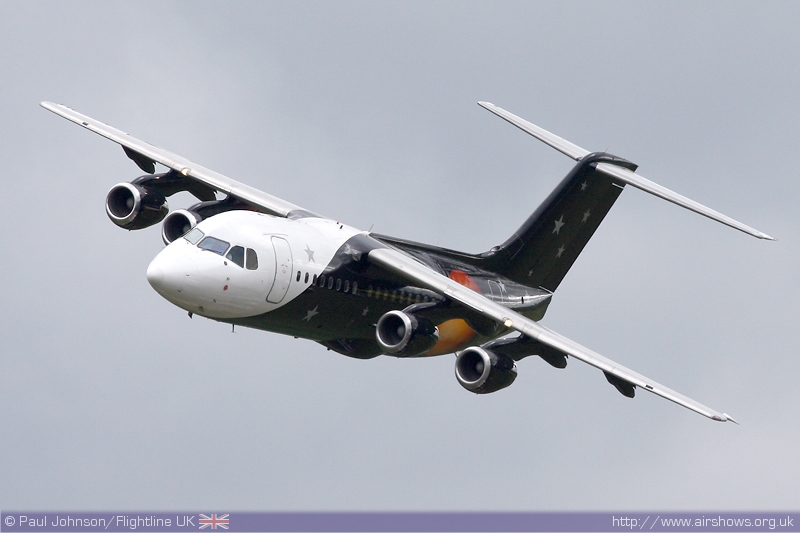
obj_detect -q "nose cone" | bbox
[146,261,165,290]
[145,248,199,310]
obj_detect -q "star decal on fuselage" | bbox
[553,215,565,235]
[302,306,319,321]
[304,244,315,263]
[580,181,588,191]
[556,245,565,258]
[582,209,591,222]
[362,306,370,317]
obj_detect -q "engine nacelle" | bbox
[161,209,203,244]
[455,346,517,394]
[161,197,254,244]
[105,182,168,230]
[375,310,439,357]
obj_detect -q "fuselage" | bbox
[146,210,552,359]
[42,100,766,419]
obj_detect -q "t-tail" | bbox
[475,102,773,291]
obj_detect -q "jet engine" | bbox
[455,346,517,394]
[161,209,202,244]
[105,182,168,230]
[161,197,253,244]
[375,310,439,357]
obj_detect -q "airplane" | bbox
[41,100,773,422]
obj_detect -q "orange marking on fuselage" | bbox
[448,269,480,291]
[426,318,477,356]
[424,270,482,355]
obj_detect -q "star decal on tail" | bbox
[553,215,565,235]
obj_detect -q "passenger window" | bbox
[312,274,317,284]
[184,228,204,245]
[352,282,358,295]
[318,275,325,287]
[296,271,302,282]
[336,278,342,291]
[305,273,309,283]
[225,246,245,268]
[198,236,230,255]
[246,248,258,270]
[327,276,334,290]
[344,280,350,293]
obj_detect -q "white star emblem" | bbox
[528,269,534,277]
[580,181,588,191]
[556,245,565,258]
[582,209,591,222]
[362,306,369,317]
[304,245,315,263]
[553,215,565,235]
[302,306,319,321]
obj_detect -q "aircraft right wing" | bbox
[368,245,737,423]
[40,102,307,218]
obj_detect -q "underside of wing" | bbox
[367,245,736,422]
[41,102,307,218]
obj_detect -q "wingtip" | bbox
[760,233,776,241]
[715,413,739,424]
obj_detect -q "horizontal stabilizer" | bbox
[479,102,774,241]
[594,162,774,240]
[478,101,590,160]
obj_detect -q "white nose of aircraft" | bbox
[145,261,165,288]
[146,247,201,311]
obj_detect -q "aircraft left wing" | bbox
[40,102,305,218]
[367,245,737,422]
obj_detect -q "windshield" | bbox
[197,236,230,255]
[183,227,204,244]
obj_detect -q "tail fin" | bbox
[483,153,632,291]
[477,103,773,290]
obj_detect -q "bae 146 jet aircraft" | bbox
[42,101,773,422]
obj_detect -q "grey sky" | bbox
[1,1,798,510]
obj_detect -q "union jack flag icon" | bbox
[198,514,229,530]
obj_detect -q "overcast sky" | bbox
[1,1,798,511]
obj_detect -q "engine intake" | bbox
[161,209,203,244]
[105,182,168,230]
[161,197,254,244]
[455,346,517,394]
[375,310,439,357]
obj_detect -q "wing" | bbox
[40,102,307,218]
[478,102,774,240]
[368,245,737,423]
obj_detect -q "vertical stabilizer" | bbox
[483,154,632,291]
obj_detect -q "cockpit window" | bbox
[198,236,230,255]
[226,246,245,268]
[246,248,258,270]
[184,228,204,245]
